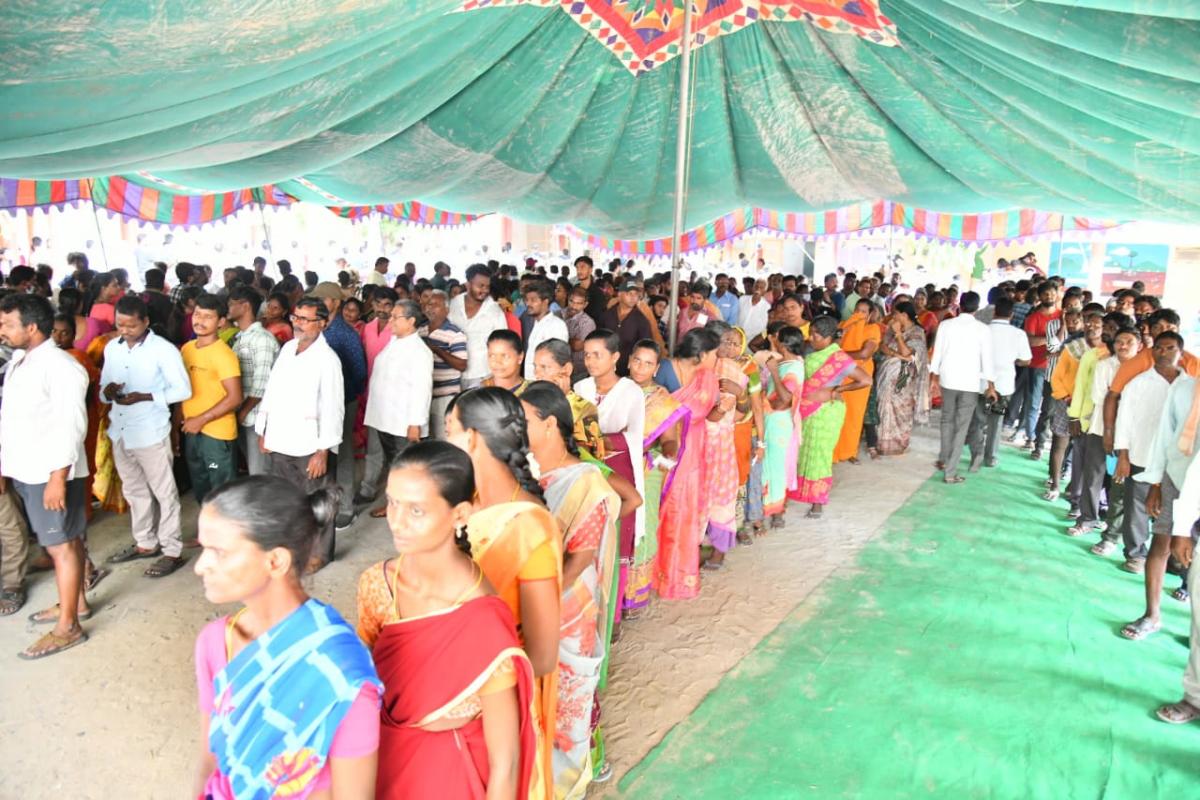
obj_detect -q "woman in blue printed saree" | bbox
[793,316,872,519]
[193,476,381,800]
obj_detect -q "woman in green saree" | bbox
[793,315,872,519]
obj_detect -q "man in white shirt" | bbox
[929,292,998,483]
[1103,331,1182,569]
[737,279,770,342]
[1154,403,1200,724]
[1119,333,1194,642]
[100,295,193,577]
[448,264,508,390]
[255,297,345,574]
[0,294,91,658]
[365,256,389,287]
[967,297,1031,471]
[1069,326,1141,538]
[522,278,567,380]
[364,299,433,517]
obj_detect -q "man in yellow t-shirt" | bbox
[179,294,242,504]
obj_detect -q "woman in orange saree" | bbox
[651,328,721,600]
[833,301,882,463]
[521,382,620,799]
[84,329,128,515]
[358,441,536,800]
[446,387,561,800]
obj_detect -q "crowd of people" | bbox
[1,247,1199,799]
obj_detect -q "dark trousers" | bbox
[939,388,979,478]
[184,433,237,504]
[1031,378,1053,450]
[967,393,1009,467]
[1113,464,1151,559]
[266,450,340,565]
[374,429,412,478]
[863,423,879,450]
[1075,433,1108,526]
[1065,436,1083,506]
[1005,367,1030,427]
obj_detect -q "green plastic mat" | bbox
[618,453,1198,799]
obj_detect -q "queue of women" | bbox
[189,282,937,800]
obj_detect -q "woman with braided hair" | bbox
[445,387,561,800]
[522,381,621,797]
[356,441,536,800]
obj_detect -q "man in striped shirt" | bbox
[421,289,467,440]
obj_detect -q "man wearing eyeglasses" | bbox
[254,297,345,574]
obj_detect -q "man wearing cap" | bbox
[598,279,653,376]
[307,281,367,531]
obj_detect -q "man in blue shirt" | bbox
[712,273,740,326]
[100,295,193,577]
[823,273,845,316]
[307,282,367,530]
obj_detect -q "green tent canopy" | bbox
[0,0,1196,239]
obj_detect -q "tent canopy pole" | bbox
[666,0,695,357]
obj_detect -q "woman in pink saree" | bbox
[703,321,749,570]
[651,328,721,600]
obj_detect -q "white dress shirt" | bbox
[1172,438,1200,537]
[929,314,996,393]
[0,340,89,484]
[986,320,1032,396]
[738,295,770,342]
[365,332,434,438]
[255,336,345,457]
[100,330,193,449]
[448,294,508,381]
[1113,368,1172,467]
[524,313,568,379]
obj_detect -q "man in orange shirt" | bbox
[1103,309,1200,454]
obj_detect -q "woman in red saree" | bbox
[651,328,721,600]
[357,441,536,800]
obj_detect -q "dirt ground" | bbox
[0,427,940,799]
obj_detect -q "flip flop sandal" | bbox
[1042,490,1060,502]
[943,476,966,484]
[85,567,111,592]
[770,516,786,529]
[105,544,161,564]
[1156,701,1200,724]
[805,509,824,519]
[18,628,88,661]
[1119,616,1161,641]
[736,530,754,546]
[144,555,188,578]
[1172,587,1190,603]
[29,605,95,625]
[0,589,26,617]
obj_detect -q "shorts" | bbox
[1152,474,1182,537]
[1048,397,1072,438]
[12,478,87,547]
